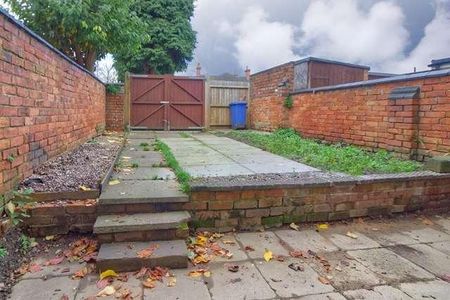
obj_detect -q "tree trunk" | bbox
[85,49,97,72]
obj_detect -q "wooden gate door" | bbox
[130,75,204,130]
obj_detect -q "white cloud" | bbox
[299,0,409,69]
[234,6,299,72]
[392,0,450,72]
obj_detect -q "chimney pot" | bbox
[196,63,201,76]
[245,66,251,80]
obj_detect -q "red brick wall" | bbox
[0,12,106,194]
[250,64,450,159]
[250,63,294,129]
[106,92,124,131]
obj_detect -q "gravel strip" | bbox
[19,135,122,192]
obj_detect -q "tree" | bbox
[114,0,196,77]
[6,0,146,71]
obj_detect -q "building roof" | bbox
[293,56,371,70]
[428,57,450,68]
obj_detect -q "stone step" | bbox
[94,211,191,243]
[99,180,189,205]
[97,202,185,215]
[96,240,188,272]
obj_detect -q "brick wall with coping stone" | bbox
[187,172,450,231]
[106,91,125,131]
[249,64,450,160]
[0,11,106,194]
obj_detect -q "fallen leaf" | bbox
[188,269,210,278]
[137,244,159,259]
[440,274,450,283]
[222,240,236,245]
[346,232,358,239]
[274,255,286,262]
[316,224,329,231]
[228,265,239,273]
[244,246,255,252]
[422,218,434,226]
[6,201,15,214]
[289,223,300,231]
[114,287,131,299]
[100,269,118,280]
[60,294,69,300]
[97,285,116,296]
[96,278,111,289]
[45,235,56,241]
[45,256,64,266]
[263,249,273,262]
[288,263,304,272]
[135,267,148,279]
[108,179,120,186]
[142,279,155,289]
[117,273,129,282]
[289,250,306,258]
[72,266,89,279]
[318,276,331,285]
[167,276,176,287]
[79,185,91,191]
[29,264,42,273]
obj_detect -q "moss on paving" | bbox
[154,139,191,193]
[224,129,422,175]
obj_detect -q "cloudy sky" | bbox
[186,0,450,76]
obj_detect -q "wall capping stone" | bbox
[388,86,420,100]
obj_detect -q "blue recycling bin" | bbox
[229,101,247,129]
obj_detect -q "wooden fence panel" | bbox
[206,78,249,128]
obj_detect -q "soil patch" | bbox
[0,227,90,300]
[20,135,122,192]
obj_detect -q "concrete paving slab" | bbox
[429,240,450,255]
[126,138,155,147]
[256,258,335,298]
[176,155,234,166]
[143,269,211,300]
[291,292,346,300]
[343,285,412,300]
[129,132,157,139]
[112,167,176,181]
[274,229,339,253]
[207,261,276,300]
[364,231,418,247]
[99,180,188,205]
[75,275,143,300]
[326,232,381,250]
[400,227,450,243]
[94,211,190,234]
[399,280,450,300]
[184,164,254,178]
[389,244,450,277]
[347,248,435,282]
[435,218,450,233]
[10,276,80,300]
[235,231,289,259]
[21,258,86,280]
[309,251,383,291]
[120,151,165,167]
[210,234,249,263]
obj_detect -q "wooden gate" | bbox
[205,76,249,128]
[128,74,205,130]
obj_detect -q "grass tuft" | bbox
[154,139,191,193]
[224,129,422,175]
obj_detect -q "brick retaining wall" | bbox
[250,65,450,160]
[188,172,450,231]
[0,10,106,194]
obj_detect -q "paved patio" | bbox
[9,214,450,299]
[158,132,317,178]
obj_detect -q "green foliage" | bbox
[114,0,196,77]
[154,140,191,193]
[283,95,293,109]
[179,132,191,138]
[6,0,146,71]
[0,247,7,258]
[106,84,122,95]
[6,154,15,163]
[139,142,150,147]
[131,162,139,168]
[1,188,34,226]
[19,234,35,254]
[225,129,422,175]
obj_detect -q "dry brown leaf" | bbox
[142,279,155,289]
[289,223,300,231]
[45,256,64,266]
[244,246,255,252]
[137,244,159,258]
[318,276,331,285]
[97,285,116,296]
[29,264,42,273]
[345,232,358,239]
[167,276,177,287]
[135,267,148,279]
